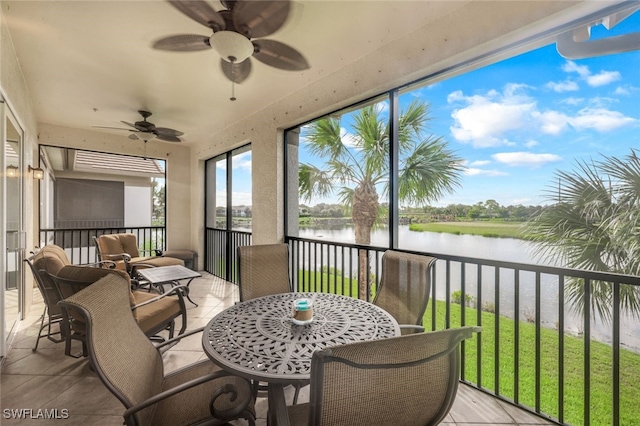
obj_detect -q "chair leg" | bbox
[32,307,47,352]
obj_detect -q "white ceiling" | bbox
[2,0,471,145]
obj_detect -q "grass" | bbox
[295,268,639,425]
[423,299,639,426]
[409,221,527,239]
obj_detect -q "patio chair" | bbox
[238,243,291,301]
[268,326,481,426]
[48,264,188,358]
[238,243,303,402]
[94,233,183,279]
[58,274,256,426]
[24,245,115,352]
[373,250,437,334]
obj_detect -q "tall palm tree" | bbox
[525,150,640,322]
[299,100,463,299]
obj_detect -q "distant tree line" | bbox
[300,199,541,222]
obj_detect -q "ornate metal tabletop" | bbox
[202,292,400,384]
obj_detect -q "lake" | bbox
[297,225,640,352]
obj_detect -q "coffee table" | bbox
[136,265,201,306]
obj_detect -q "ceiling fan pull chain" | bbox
[230,60,237,101]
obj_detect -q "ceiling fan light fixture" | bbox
[134,132,157,143]
[209,31,254,63]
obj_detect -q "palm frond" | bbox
[298,163,335,202]
[397,136,463,205]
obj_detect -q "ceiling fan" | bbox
[153,0,310,100]
[93,110,184,143]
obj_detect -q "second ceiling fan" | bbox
[153,0,310,100]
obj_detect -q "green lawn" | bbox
[409,221,527,239]
[423,299,639,426]
[296,269,639,425]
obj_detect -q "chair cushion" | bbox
[33,245,71,276]
[130,257,184,268]
[133,293,181,335]
[96,234,127,258]
[119,233,140,258]
[30,245,71,315]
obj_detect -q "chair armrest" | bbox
[268,383,291,426]
[130,284,190,311]
[84,260,117,269]
[155,326,205,350]
[100,252,132,262]
[122,368,253,421]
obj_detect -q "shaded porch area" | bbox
[1,273,554,425]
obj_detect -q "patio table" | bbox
[201,292,400,386]
[136,264,201,306]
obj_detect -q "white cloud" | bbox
[464,168,508,176]
[340,127,359,148]
[546,80,579,93]
[534,110,571,135]
[524,139,539,148]
[470,160,491,166]
[562,61,590,78]
[448,85,536,147]
[586,70,621,87]
[561,60,620,87]
[533,106,636,135]
[492,152,562,168]
[571,107,637,132]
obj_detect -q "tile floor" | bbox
[1,272,555,425]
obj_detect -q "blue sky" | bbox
[221,10,639,209]
[298,10,640,208]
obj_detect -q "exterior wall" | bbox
[1,7,40,322]
[37,124,192,250]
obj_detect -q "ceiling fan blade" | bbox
[154,127,185,137]
[153,34,211,52]
[156,134,182,143]
[168,0,225,30]
[220,58,252,83]
[121,121,139,129]
[233,1,290,38]
[252,39,309,71]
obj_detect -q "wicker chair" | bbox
[94,233,183,278]
[24,245,115,352]
[268,326,480,426]
[373,250,437,334]
[49,265,188,357]
[59,274,256,426]
[238,243,291,301]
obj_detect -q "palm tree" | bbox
[299,100,463,299]
[525,150,640,322]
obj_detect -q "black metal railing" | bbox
[204,228,252,282]
[39,226,167,264]
[286,235,640,426]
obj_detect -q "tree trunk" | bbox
[352,180,379,300]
